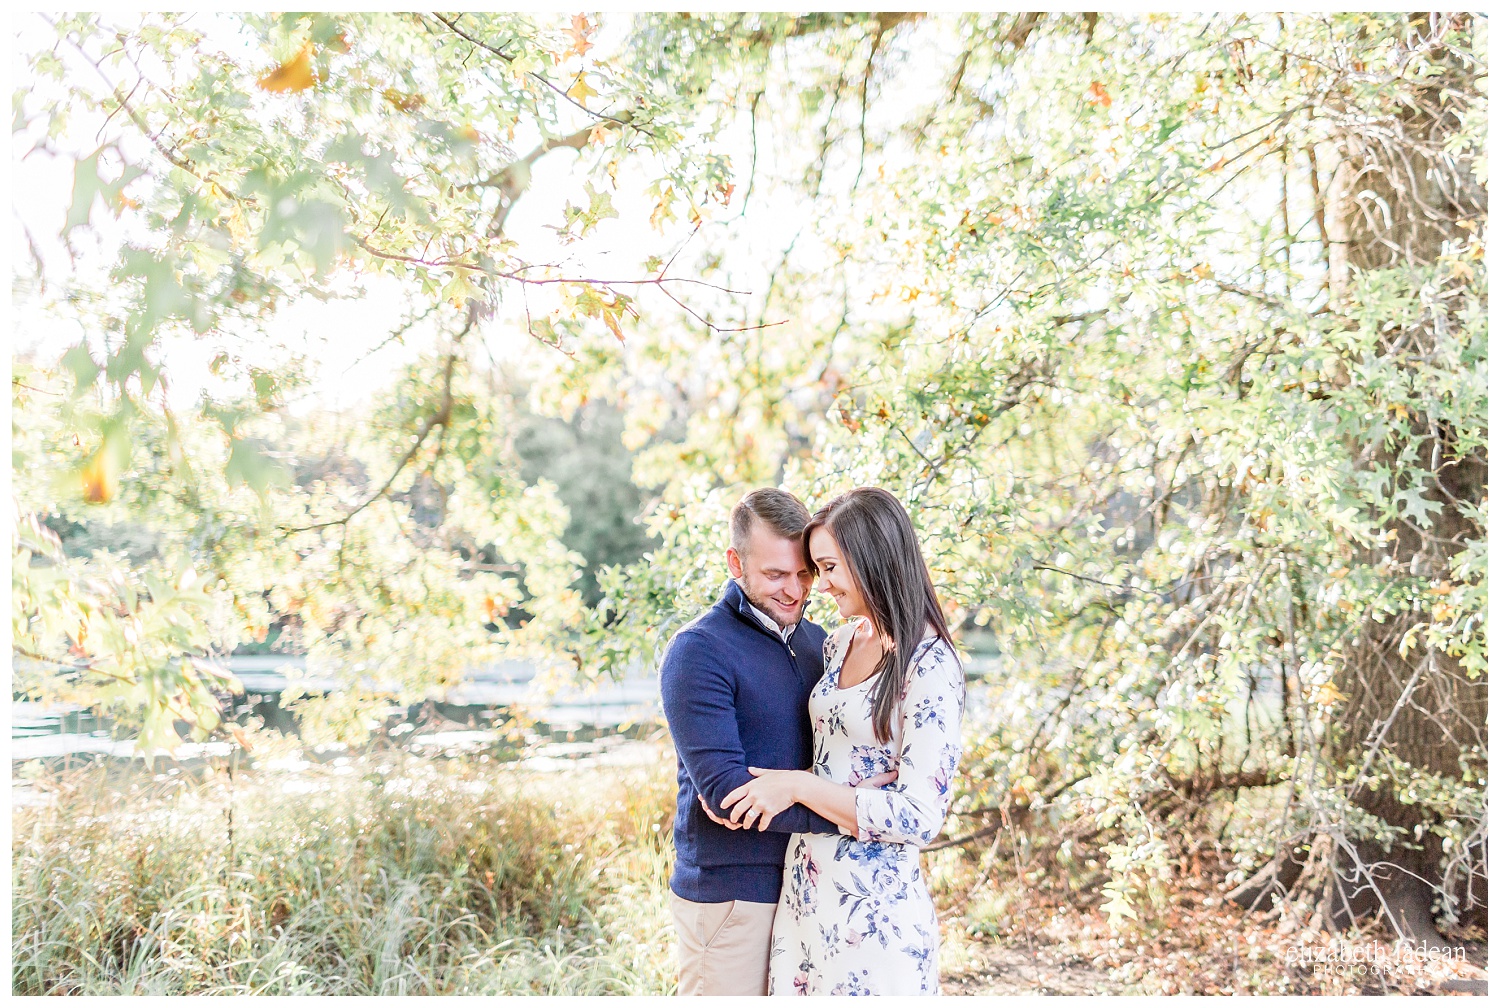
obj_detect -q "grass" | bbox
[18,746,1482,996]
[12,749,680,995]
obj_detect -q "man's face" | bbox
[726,519,813,628]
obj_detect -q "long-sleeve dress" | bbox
[767,620,965,996]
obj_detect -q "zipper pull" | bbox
[788,645,796,657]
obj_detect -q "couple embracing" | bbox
[660,486,965,997]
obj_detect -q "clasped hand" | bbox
[699,767,898,831]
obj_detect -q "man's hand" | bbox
[699,794,745,829]
[856,769,899,789]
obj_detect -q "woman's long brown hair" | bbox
[803,487,955,744]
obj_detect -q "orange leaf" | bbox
[257,47,318,93]
[80,447,117,504]
[604,311,625,343]
[1205,155,1228,172]
[1085,81,1111,107]
[567,13,594,58]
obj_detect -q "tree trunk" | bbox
[1320,12,1487,945]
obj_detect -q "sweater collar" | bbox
[721,579,800,642]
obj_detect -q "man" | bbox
[659,488,888,997]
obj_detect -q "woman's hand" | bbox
[701,769,895,831]
[721,768,809,831]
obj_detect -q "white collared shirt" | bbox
[746,599,798,642]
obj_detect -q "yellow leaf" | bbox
[257,46,318,93]
[1312,682,1348,707]
[1191,263,1213,279]
[588,122,613,146]
[382,87,424,112]
[1205,155,1228,172]
[1101,890,1138,928]
[566,77,597,106]
[649,189,675,231]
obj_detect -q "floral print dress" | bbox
[767,620,965,996]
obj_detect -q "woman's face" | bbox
[809,525,870,621]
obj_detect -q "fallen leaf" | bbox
[257,46,318,93]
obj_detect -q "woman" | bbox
[719,486,965,996]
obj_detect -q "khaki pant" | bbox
[669,891,778,996]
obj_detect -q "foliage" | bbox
[13,11,717,746]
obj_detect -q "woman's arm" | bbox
[714,768,896,832]
[786,772,861,833]
[851,642,965,846]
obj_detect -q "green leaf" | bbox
[61,343,100,389]
[1393,483,1443,528]
[225,437,287,498]
[65,150,102,233]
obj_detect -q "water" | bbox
[10,655,662,766]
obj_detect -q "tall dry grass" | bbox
[12,749,680,995]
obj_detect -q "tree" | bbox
[580,11,1486,939]
[13,12,727,748]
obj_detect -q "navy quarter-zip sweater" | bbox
[659,580,840,904]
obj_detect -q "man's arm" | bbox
[659,629,838,835]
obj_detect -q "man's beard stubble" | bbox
[736,576,804,629]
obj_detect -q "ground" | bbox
[938,879,1488,996]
